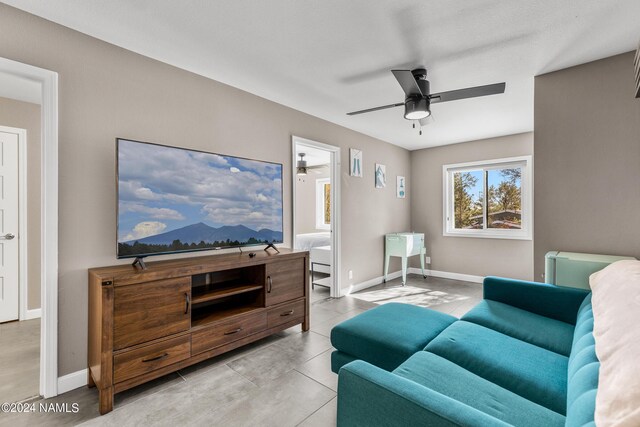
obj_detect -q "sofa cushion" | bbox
[394,351,565,427]
[425,321,568,415]
[338,360,515,427]
[331,302,457,371]
[462,300,575,356]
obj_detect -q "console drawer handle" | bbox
[280,310,294,317]
[184,292,190,314]
[267,276,272,293]
[142,353,169,363]
[224,328,242,335]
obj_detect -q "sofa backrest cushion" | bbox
[461,299,575,356]
[483,276,589,324]
[566,294,598,427]
[589,260,640,427]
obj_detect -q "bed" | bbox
[310,245,332,275]
[295,232,332,275]
[295,232,331,251]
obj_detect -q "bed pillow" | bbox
[589,260,640,427]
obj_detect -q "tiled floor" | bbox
[0,274,481,427]
[0,318,40,404]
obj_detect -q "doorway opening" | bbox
[0,57,59,400]
[292,136,341,298]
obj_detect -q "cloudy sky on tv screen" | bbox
[117,139,283,256]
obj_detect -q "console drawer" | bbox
[113,335,191,384]
[267,300,305,329]
[191,311,267,355]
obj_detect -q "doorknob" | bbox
[0,233,15,240]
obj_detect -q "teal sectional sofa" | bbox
[331,277,597,426]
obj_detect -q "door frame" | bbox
[0,57,59,398]
[0,126,31,321]
[291,136,341,298]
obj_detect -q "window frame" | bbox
[442,155,532,240]
[315,177,331,230]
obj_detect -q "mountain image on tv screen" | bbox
[117,139,283,258]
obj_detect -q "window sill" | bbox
[443,231,532,241]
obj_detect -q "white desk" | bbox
[384,233,426,285]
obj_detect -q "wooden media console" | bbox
[88,249,309,414]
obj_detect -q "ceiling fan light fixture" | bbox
[404,97,430,120]
[297,153,308,175]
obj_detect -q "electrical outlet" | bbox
[348,270,353,279]
[425,256,431,264]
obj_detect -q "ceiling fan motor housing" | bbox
[405,96,430,120]
[403,68,431,120]
[412,68,430,96]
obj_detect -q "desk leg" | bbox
[401,256,407,286]
[383,254,390,283]
[311,263,315,290]
[421,247,426,279]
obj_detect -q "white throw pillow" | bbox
[590,260,640,427]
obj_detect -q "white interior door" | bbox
[0,129,19,323]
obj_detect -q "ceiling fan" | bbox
[346,68,506,128]
[296,153,328,175]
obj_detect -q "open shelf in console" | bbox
[191,264,265,328]
[192,283,263,305]
[192,265,264,303]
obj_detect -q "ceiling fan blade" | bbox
[346,102,404,116]
[429,82,506,104]
[392,70,423,97]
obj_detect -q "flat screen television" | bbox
[116,138,283,260]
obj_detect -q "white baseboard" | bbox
[344,270,403,295]
[57,369,87,395]
[23,308,41,320]
[344,268,483,296]
[409,268,483,284]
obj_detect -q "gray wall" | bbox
[410,133,534,280]
[534,52,640,280]
[0,96,41,310]
[0,4,411,376]
[295,166,330,235]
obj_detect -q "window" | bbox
[443,156,532,239]
[315,178,331,230]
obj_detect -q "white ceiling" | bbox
[0,71,41,104]
[4,0,639,150]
